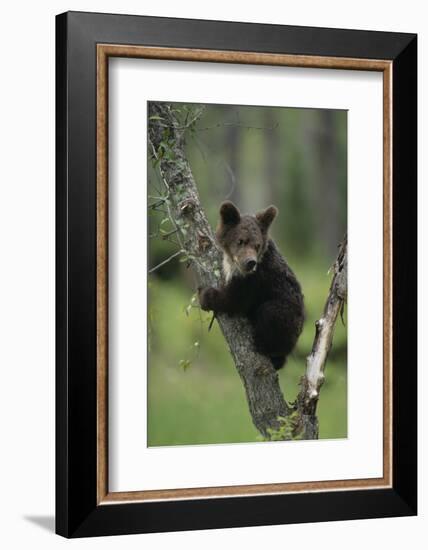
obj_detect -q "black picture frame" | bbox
[56,11,417,538]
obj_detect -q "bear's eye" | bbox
[237,239,244,246]
[255,244,260,252]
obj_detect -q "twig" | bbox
[195,121,279,132]
[161,228,179,240]
[148,250,184,274]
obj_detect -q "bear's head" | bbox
[215,201,278,278]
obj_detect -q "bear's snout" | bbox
[244,258,257,273]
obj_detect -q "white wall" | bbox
[0,1,424,548]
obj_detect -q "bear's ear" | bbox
[256,205,278,233]
[219,201,241,226]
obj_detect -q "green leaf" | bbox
[179,359,191,371]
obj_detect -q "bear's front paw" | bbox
[198,286,218,311]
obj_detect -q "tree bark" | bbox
[148,103,347,440]
[296,236,348,439]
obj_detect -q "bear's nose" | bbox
[245,259,257,272]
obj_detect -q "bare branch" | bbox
[148,249,184,274]
[195,121,279,132]
[296,236,348,439]
[148,198,167,209]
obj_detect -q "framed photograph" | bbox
[56,11,417,538]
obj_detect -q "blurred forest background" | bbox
[147,102,347,446]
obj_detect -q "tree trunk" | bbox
[148,103,347,440]
[314,110,341,259]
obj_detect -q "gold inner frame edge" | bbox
[96,44,393,505]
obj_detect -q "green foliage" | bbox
[261,411,304,441]
[178,359,192,371]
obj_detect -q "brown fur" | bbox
[199,201,305,370]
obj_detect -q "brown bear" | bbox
[198,201,305,370]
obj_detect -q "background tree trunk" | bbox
[314,110,341,259]
[148,103,347,440]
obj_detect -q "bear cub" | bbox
[198,201,305,370]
